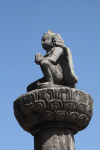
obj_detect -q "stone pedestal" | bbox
[13,87,93,150]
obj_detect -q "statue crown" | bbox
[44,30,55,36]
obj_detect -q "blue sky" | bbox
[0,0,100,150]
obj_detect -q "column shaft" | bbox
[34,128,75,150]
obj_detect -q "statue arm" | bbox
[45,47,64,64]
[35,47,63,65]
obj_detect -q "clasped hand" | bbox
[35,52,44,65]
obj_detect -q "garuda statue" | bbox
[27,30,78,92]
[14,30,93,150]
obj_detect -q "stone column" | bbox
[13,87,93,150]
[34,128,75,150]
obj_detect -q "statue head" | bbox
[41,30,65,51]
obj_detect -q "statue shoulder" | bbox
[52,47,64,56]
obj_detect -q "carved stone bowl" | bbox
[13,87,93,135]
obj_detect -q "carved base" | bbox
[14,86,93,135]
[27,79,76,92]
[37,82,61,89]
[31,122,78,135]
[34,128,75,150]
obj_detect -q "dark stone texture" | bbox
[34,128,75,150]
[13,30,94,150]
[13,87,93,135]
[27,30,78,92]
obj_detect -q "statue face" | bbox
[41,34,52,51]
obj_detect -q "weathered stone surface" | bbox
[13,87,93,135]
[34,128,75,150]
[13,30,94,150]
[27,30,78,92]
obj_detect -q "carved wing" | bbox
[62,47,78,85]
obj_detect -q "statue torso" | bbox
[44,47,64,73]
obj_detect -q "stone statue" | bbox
[27,30,78,92]
[14,30,93,150]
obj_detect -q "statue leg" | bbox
[27,77,46,92]
[40,60,64,85]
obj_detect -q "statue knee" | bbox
[40,59,50,66]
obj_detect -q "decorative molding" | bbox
[14,87,93,135]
